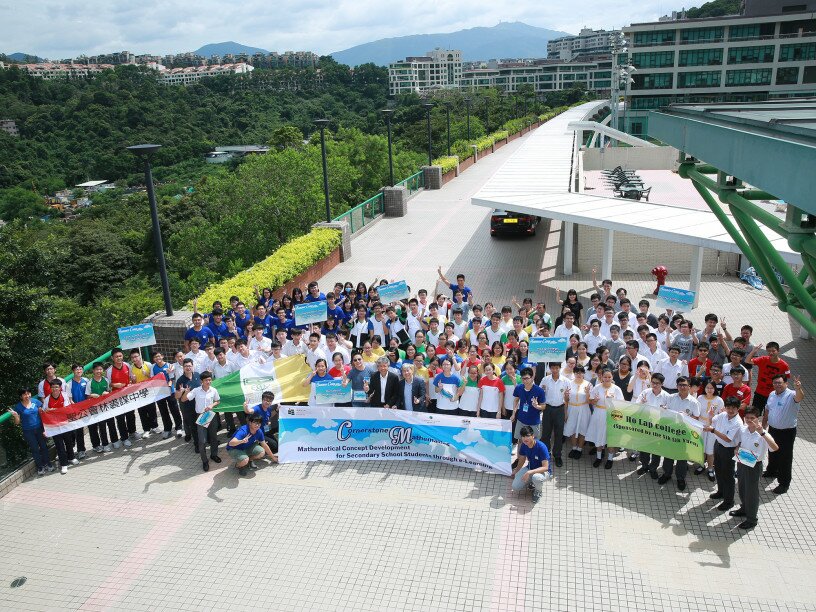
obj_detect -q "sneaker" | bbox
[113,440,122,449]
[37,468,46,476]
[238,466,249,476]
[707,470,716,482]
[123,439,132,448]
[151,427,163,434]
[46,464,55,472]
[60,466,68,475]
[694,465,705,475]
[162,431,171,439]
[176,429,184,438]
[141,431,151,439]
[77,451,87,460]
[70,458,79,465]
[532,490,541,504]
[103,444,113,452]
[628,452,639,461]
[93,446,104,454]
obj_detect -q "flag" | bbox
[42,374,170,436]
[212,355,311,411]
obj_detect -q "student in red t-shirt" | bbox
[689,342,713,379]
[106,348,134,448]
[746,342,790,411]
[41,379,78,474]
[721,367,752,418]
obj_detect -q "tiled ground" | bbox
[1,128,815,611]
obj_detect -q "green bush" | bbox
[191,228,341,307]
[474,135,495,152]
[432,156,459,174]
[490,130,509,142]
[450,140,473,161]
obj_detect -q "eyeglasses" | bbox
[521,376,532,381]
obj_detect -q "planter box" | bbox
[458,156,475,173]
[280,246,342,296]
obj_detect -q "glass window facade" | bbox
[678,48,723,67]
[725,68,772,86]
[680,27,724,43]
[633,31,676,46]
[677,70,722,88]
[727,45,775,64]
[630,95,674,109]
[779,43,816,62]
[776,67,799,85]
[728,23,774,40]
[804,66,816,84]
[631,51,675,68]
[632,73,673,90]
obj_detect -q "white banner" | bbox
[278,406,513,475]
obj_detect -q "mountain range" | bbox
[330,21,573,67]
[193,41,270,57]
[6,52,45,63]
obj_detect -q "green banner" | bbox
[607,400,704,464]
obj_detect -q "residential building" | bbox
[0,119,19,136]
[3,63,115,79]
[155,62,254,86]
[623,0,816,135]
[459,57,613,95]
[388,49,463,95]
[547,28,619,60]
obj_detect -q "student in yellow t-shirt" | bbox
[130,348,160,437]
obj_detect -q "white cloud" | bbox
[2,0,671,60]
[452,426,486,446]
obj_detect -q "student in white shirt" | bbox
[282,329,308,357]
[180,371,221,472]
[583,319,607,355]
[732,407,779,529]
[703,396,742,510]
[305,332,329,369]
[635,373,671,478]
[656,376,701,490]
[554,311,582,340]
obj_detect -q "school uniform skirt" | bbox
[585,407,608,446]
[564,403,591,438]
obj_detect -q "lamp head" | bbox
[313,118,330,128]
[380,109,395,119]
[127,144,161,157]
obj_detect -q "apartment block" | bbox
[623,0,816,135]
[155,62,255,86]
[460,58,613,94]
[388,49,463,96]
[547,28,619,60]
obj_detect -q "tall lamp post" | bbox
[126,144,173,316]
[444,102,451,156]
[423,102,434,166]
[380,109,395,187]
[314,119,331,222]
[609,31,635,135]
[464,97,472,140]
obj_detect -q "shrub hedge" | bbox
[191,227,341,307]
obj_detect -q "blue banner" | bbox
[295,301,328,325]
[656,286,696,312]
[377,280,410,303]
[279,406,512,475]
[117,323,156,350]
[314,380,353,405]
[528,337,568,363]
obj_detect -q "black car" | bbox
[489,209,541,237]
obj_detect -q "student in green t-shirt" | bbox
[85,362,116,452]
[501,360,522,420]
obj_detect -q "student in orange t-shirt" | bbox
[722,367,752,417]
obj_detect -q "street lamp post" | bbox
[126,144,173,316]
[380,109,395,187]
[464,97,472,140]
[445,102,451,156]
[423,102,434,166]
[314,119,331,222]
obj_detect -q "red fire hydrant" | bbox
[651,265,668,295]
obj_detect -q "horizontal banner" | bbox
[42,374,170,436]
[606,399,704,464]
[528,337,568,363]
[279,406,512,475]
[117,323,156,350]
[377,280,410,303]
[294,301,327,325]
[212,355,311,411]
[656,286,696,312]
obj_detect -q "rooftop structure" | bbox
[622,4,816,136]
[0,119,19,136]
[2,62,114,79]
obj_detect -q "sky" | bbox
[1,0,679,59]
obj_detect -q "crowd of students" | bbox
[8,270,805,527]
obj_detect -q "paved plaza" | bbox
[2,128,815,611]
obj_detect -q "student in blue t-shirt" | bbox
[8,387,54,475]
[227,415,278,476]
[511,425,552,503]
[304,281,327,303]
[242,391,279,452]
[206,309,228,342]
[437,267,474,303]
[512,367,546,440]
[184,312,216,351]
[66,363,89,459]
